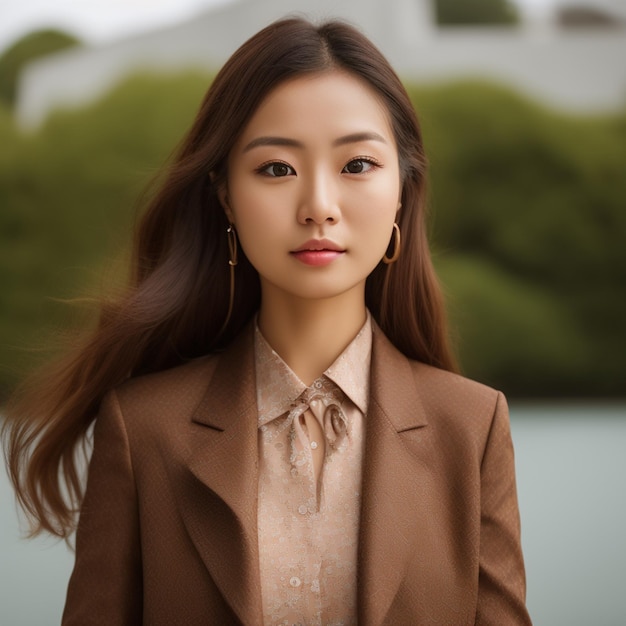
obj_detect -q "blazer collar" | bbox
[181,321,431,626]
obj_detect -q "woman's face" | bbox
[222,70,401,304]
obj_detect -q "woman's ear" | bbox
[211,173,235,224]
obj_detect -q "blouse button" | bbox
[298,504,308,515]
[310,441,318,449]
[290,576,301,588]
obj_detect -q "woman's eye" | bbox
[342,159,377,174]
[259,162,294,177]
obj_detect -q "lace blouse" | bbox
[254,314,372,626]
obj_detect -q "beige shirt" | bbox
[255,315,372,626]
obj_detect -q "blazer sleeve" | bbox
[62,390,143,626]
[476,392,532,625]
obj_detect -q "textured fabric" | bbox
[255,316,371,626]
[62,321,532,626]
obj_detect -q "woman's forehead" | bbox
[235,70,394,148]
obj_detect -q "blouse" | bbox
[254,314,372,626]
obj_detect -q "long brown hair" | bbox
[2,18,456,538]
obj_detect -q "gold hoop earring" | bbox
[383,223,401,264]
[218,224,238,337]
[227,224,238,267]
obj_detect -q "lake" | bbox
[1,404,625,625]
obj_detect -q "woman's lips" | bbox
[291,238,345,266]
[291,250,344,266]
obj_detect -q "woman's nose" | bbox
[296,171,341,225]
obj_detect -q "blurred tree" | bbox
[434,0,520,25]
[0,72,210,399]
[412,80,626,396]
[0,29,81,107]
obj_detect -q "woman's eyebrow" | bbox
[243,136,303,152]
[242,131,388,153]
[332,131,387,147]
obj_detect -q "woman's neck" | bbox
[257,286,367,386]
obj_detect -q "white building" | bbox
[15,0,626,129]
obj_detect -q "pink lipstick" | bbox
[291,239,345,267]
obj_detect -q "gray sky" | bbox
[0,0,560,54]
[0,0,227,52]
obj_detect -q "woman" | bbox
[3,17,531,625]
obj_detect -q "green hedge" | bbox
[0,74,624,398]
[411,81,626,396]
[0,73,210,397]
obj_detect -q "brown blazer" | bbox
[62,323,531,625]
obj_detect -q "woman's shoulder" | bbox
[411,359,502,406]
[406,359,510,451]
[110,353,222,419]
[373,326,508,456]
[373,324,504,420]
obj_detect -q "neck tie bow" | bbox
[273,384,350,473]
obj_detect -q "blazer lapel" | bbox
[357,326,433,626]
[179,325,264,625]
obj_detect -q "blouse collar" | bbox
[254,311,372,426]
